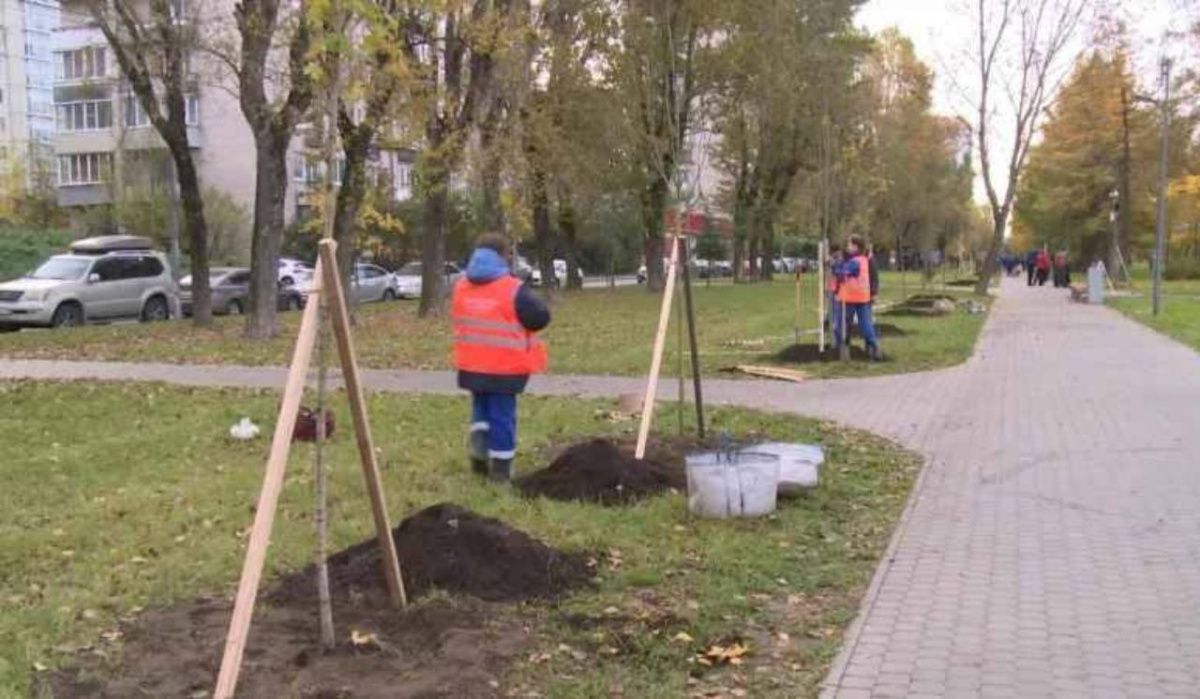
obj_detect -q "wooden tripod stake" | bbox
[213,241,406,699]
[635,235,681,460]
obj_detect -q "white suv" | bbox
[0,235,180,331]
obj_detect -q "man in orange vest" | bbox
[835,234,881,361]
[824,243,843,341]
[452,234,550,481]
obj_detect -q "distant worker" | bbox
[1035,249,1051,286]
[835,234,882,361]
[452,233,551,482]
[1053,250,1070,288]
[1025,249,1038,286]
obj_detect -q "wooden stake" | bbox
[635,236,681,460]
[318,241,407,608]
[679,238,705,439]
[214,260,324,699]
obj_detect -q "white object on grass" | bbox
[686,451,780,518]
[745,442,824,495]
[229,417,261,441]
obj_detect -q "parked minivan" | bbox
[0,235,180,331]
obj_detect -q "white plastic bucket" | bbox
[745,442,824,495]
[686,451,780,518]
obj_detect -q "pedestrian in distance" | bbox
[1053,250,1070,288]
[1035,249,1051,287]
[834,234,882,361]
[1025,249,1038,286]
[451,233,551,482]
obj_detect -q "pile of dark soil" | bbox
[44,593,530,698]
[774,343,876,363]
[45,504,591,698]
[516,438,688,505]
[276,503,593,604]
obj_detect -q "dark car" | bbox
[180,267,305,316]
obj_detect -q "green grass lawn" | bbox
[0,271,988,380]
[1108,265,1200,352]
[0,381,918,697]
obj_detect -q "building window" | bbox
[170,0,187,22]
[185,94,198,125]
[57,47,107,80]
[295,156,344,185]
[57,153,113,186]
[124,95,149,127]
[56,100,114,132]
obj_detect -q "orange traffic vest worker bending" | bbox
[452,234,550,482]
[834,234,882,361]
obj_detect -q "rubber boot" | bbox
[868,345,883,362]
[490,458,513,483]
[469,429,489,477]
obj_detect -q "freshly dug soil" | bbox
[45,504,590,698]
[516,438,688,505]
[774,343,875,363]
[44,595,529,699]
[275,503,593,604]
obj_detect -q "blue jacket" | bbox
[456,247,551,394]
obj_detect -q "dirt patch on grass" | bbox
[516,438,689,506]
[773,344,876,363]
[45,504,591,698]
[275,503,594,604]
[44,594,528,699]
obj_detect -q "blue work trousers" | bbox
[470,392,518,460]
[833,302,879,350]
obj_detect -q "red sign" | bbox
[664,209,726,236]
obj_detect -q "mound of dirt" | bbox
[275,503,593,604]
[516,438,687,505]
[774,344,875,363]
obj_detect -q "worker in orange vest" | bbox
[835,234,881,361]
[451,234,550,481]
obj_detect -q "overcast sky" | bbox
[855,0,1184,203]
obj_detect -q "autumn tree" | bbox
[235,0,315,338]
[88,0,215,325]
[965,0,1089,294]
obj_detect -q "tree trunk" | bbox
[165,158,182,279]
[759,216,775,282]
[641,179,667,292]
[245,137,289,338]
[171,141,213,326]
[531,167,555,294]
[480,118,505,234]
[1114,85,1133,280]
[334,123,371,300]
[732,236,745,283]
[748,235,760,281]
[975,209,1008,295]
[418,167,449,318]
[558,197,582,291]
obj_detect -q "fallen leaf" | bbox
[672,632,695,644]
[602,606,621,616]
[350,629,379,647]
[33,662,48,672]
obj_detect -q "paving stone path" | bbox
[3,276,1199,698]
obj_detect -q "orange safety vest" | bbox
[452,276,547,376]
[825,264,840,293]
[838,255,871,304]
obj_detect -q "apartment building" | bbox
[0,0,58,186]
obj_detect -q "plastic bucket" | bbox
[686,451,780,519]
[744,443,824,496]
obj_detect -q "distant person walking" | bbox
[1035,249,1051,287]
[834,234,881,361]
[825,243,843,340]
[1026,250,1038,286]
[452,234,551,482]
[1052,251,1070,288]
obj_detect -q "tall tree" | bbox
[89,0,214,325]
[236,0,315,338]
[967,0,1089,294]
[399,0,515,317]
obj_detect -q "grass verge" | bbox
[0,381,918,697]
[0,272,987,380]
[1107,265,1200,352]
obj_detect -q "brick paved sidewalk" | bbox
[3,276,1199,697]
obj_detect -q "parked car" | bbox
[0,235,179,331]
[392,262,463,299]
[279,258,313,286]
[531,259,584,287]
[179,267,305,316]
[351,263,397,304]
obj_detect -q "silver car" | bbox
[351,263,397,304]
[0,235,179,331]
[392,262,464,299]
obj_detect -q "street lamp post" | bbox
[1153,58,1172,316]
